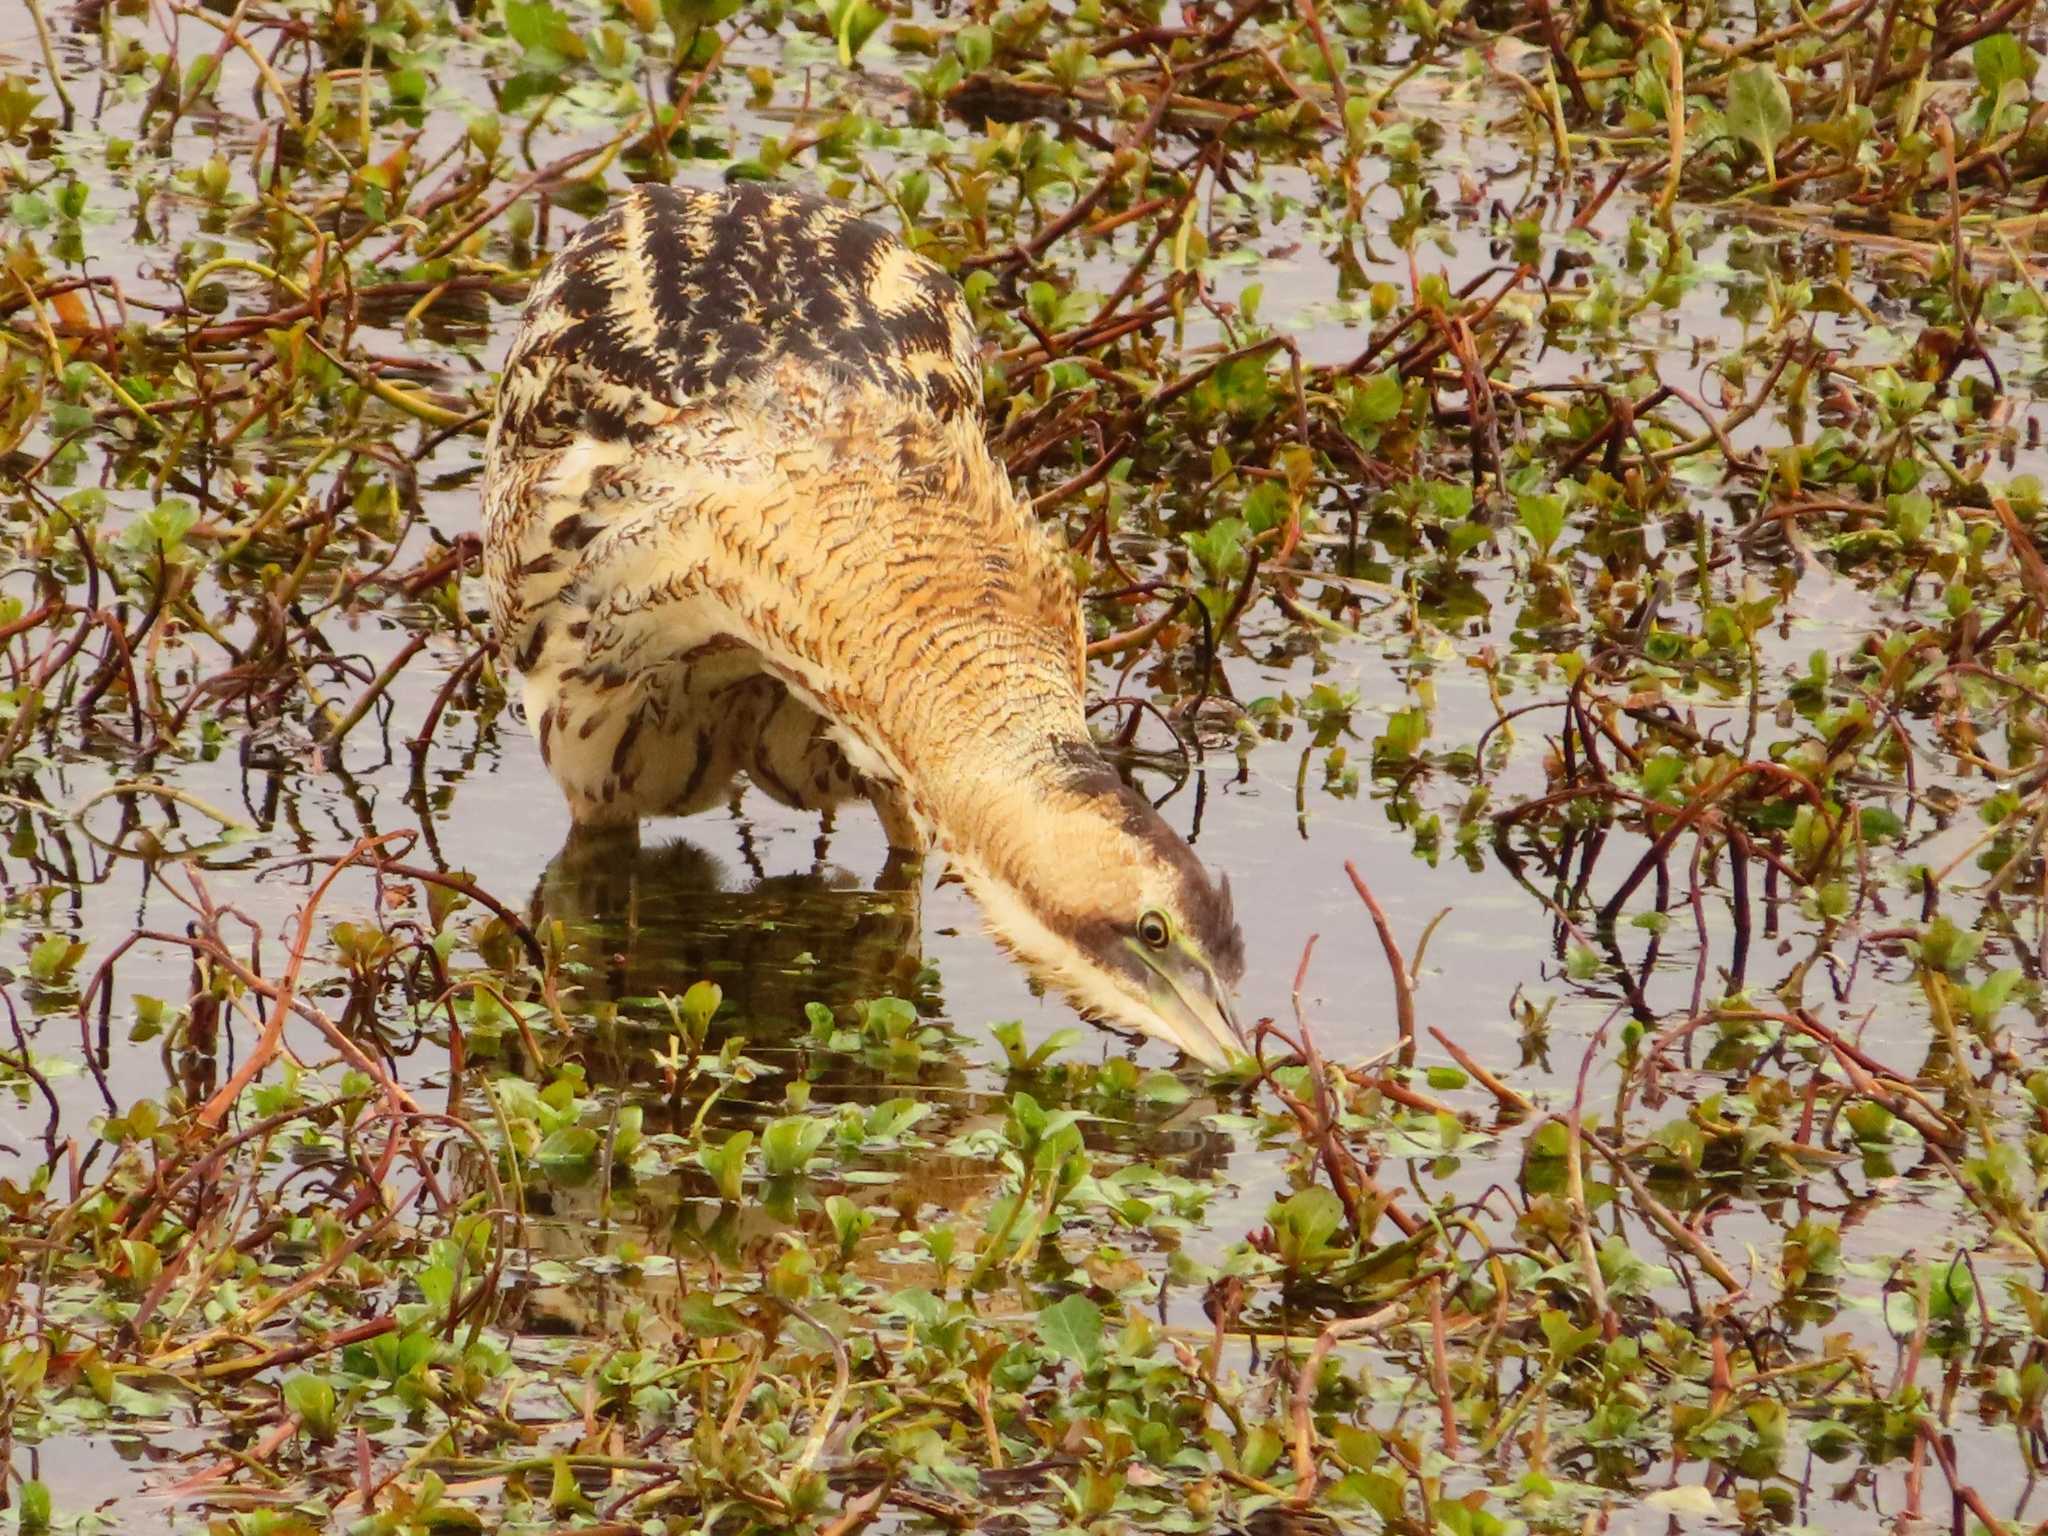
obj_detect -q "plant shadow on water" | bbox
[5,0,2048,1531]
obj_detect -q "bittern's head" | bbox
[953,759,1246,1068]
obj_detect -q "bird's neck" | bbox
[924,711,1096,854]
[663,394,1099,857]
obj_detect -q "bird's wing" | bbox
[492,182,983,461]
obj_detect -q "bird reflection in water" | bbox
[526,667,934,1037]
[505,673,1236,1341]
[508,674,995,1338]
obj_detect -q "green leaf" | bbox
[955,22,992,71]
[856,995,918,1039]
[283,1373,338,1439]
[1242,480,1293,536]
[1332,1423,1382,1471]
[27,934,86,983]
[1974,33,2032,101]
[1374,706,1429,762]
[821,0,886,64]
[1241,1423,1284,1478]
[1017,287,1091,338]
[121,497,198,557]
[1963,967,2025,1028]
[825,1194,872,1259]
[1516,491,1566,557]
[698,1129,751,1202]
[502,0,585,67]
[1925,1260,1975,1322]
[1632,36,1672,120]
[1035,1294,1104,1370]
[863,1097,931,1142]
[536,1125,598,1171]
[1136,1070,1191,1106]
[759,1113,830,1176]
[1845,1101,1895,1144]
[1726,64,1792,181]
[549,1452,594,1515]
[422,1502,484,1532]
[680,978,722,1031]
[419,1261,456,1313]
[1883,1285,1920,1339]
[664,0,743,31]
[1348,371,1403,430]
[678,1292,746,1335]
[888,1286,944,1326]
[1538,1307,1600,1360]
[19,1480,50,1534]
[611,1103,642,1159]
[1268,1186,1347,1269]
[371,1327,435,1381]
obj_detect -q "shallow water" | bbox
[6,1,2048,1531]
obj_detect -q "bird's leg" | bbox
[562,816,643,863]
[867,781,928,858]
[876,842,923,894]
[734,814,768,883]
[866,782,929,894]
[538,818,645,930]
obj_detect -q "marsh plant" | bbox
[1,0,2047,1530]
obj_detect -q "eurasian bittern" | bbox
[483,183,1245,1067]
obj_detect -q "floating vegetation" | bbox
[2,0,2048,1531]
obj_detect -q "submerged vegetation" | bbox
[2,0,2048,1530]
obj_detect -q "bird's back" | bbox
[491,181,982,458]
[485,181,1004,653]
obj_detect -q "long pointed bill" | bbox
[1148,958,1245,1069]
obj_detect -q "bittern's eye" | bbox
[1137,910,1170,949]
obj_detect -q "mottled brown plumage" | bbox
[484,183,1244,1064]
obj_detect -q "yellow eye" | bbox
[1138,911,1170,949]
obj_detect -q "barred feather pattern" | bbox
[491,181,981,458]
[482,182,1240,1006]
[483,185,1081,839]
